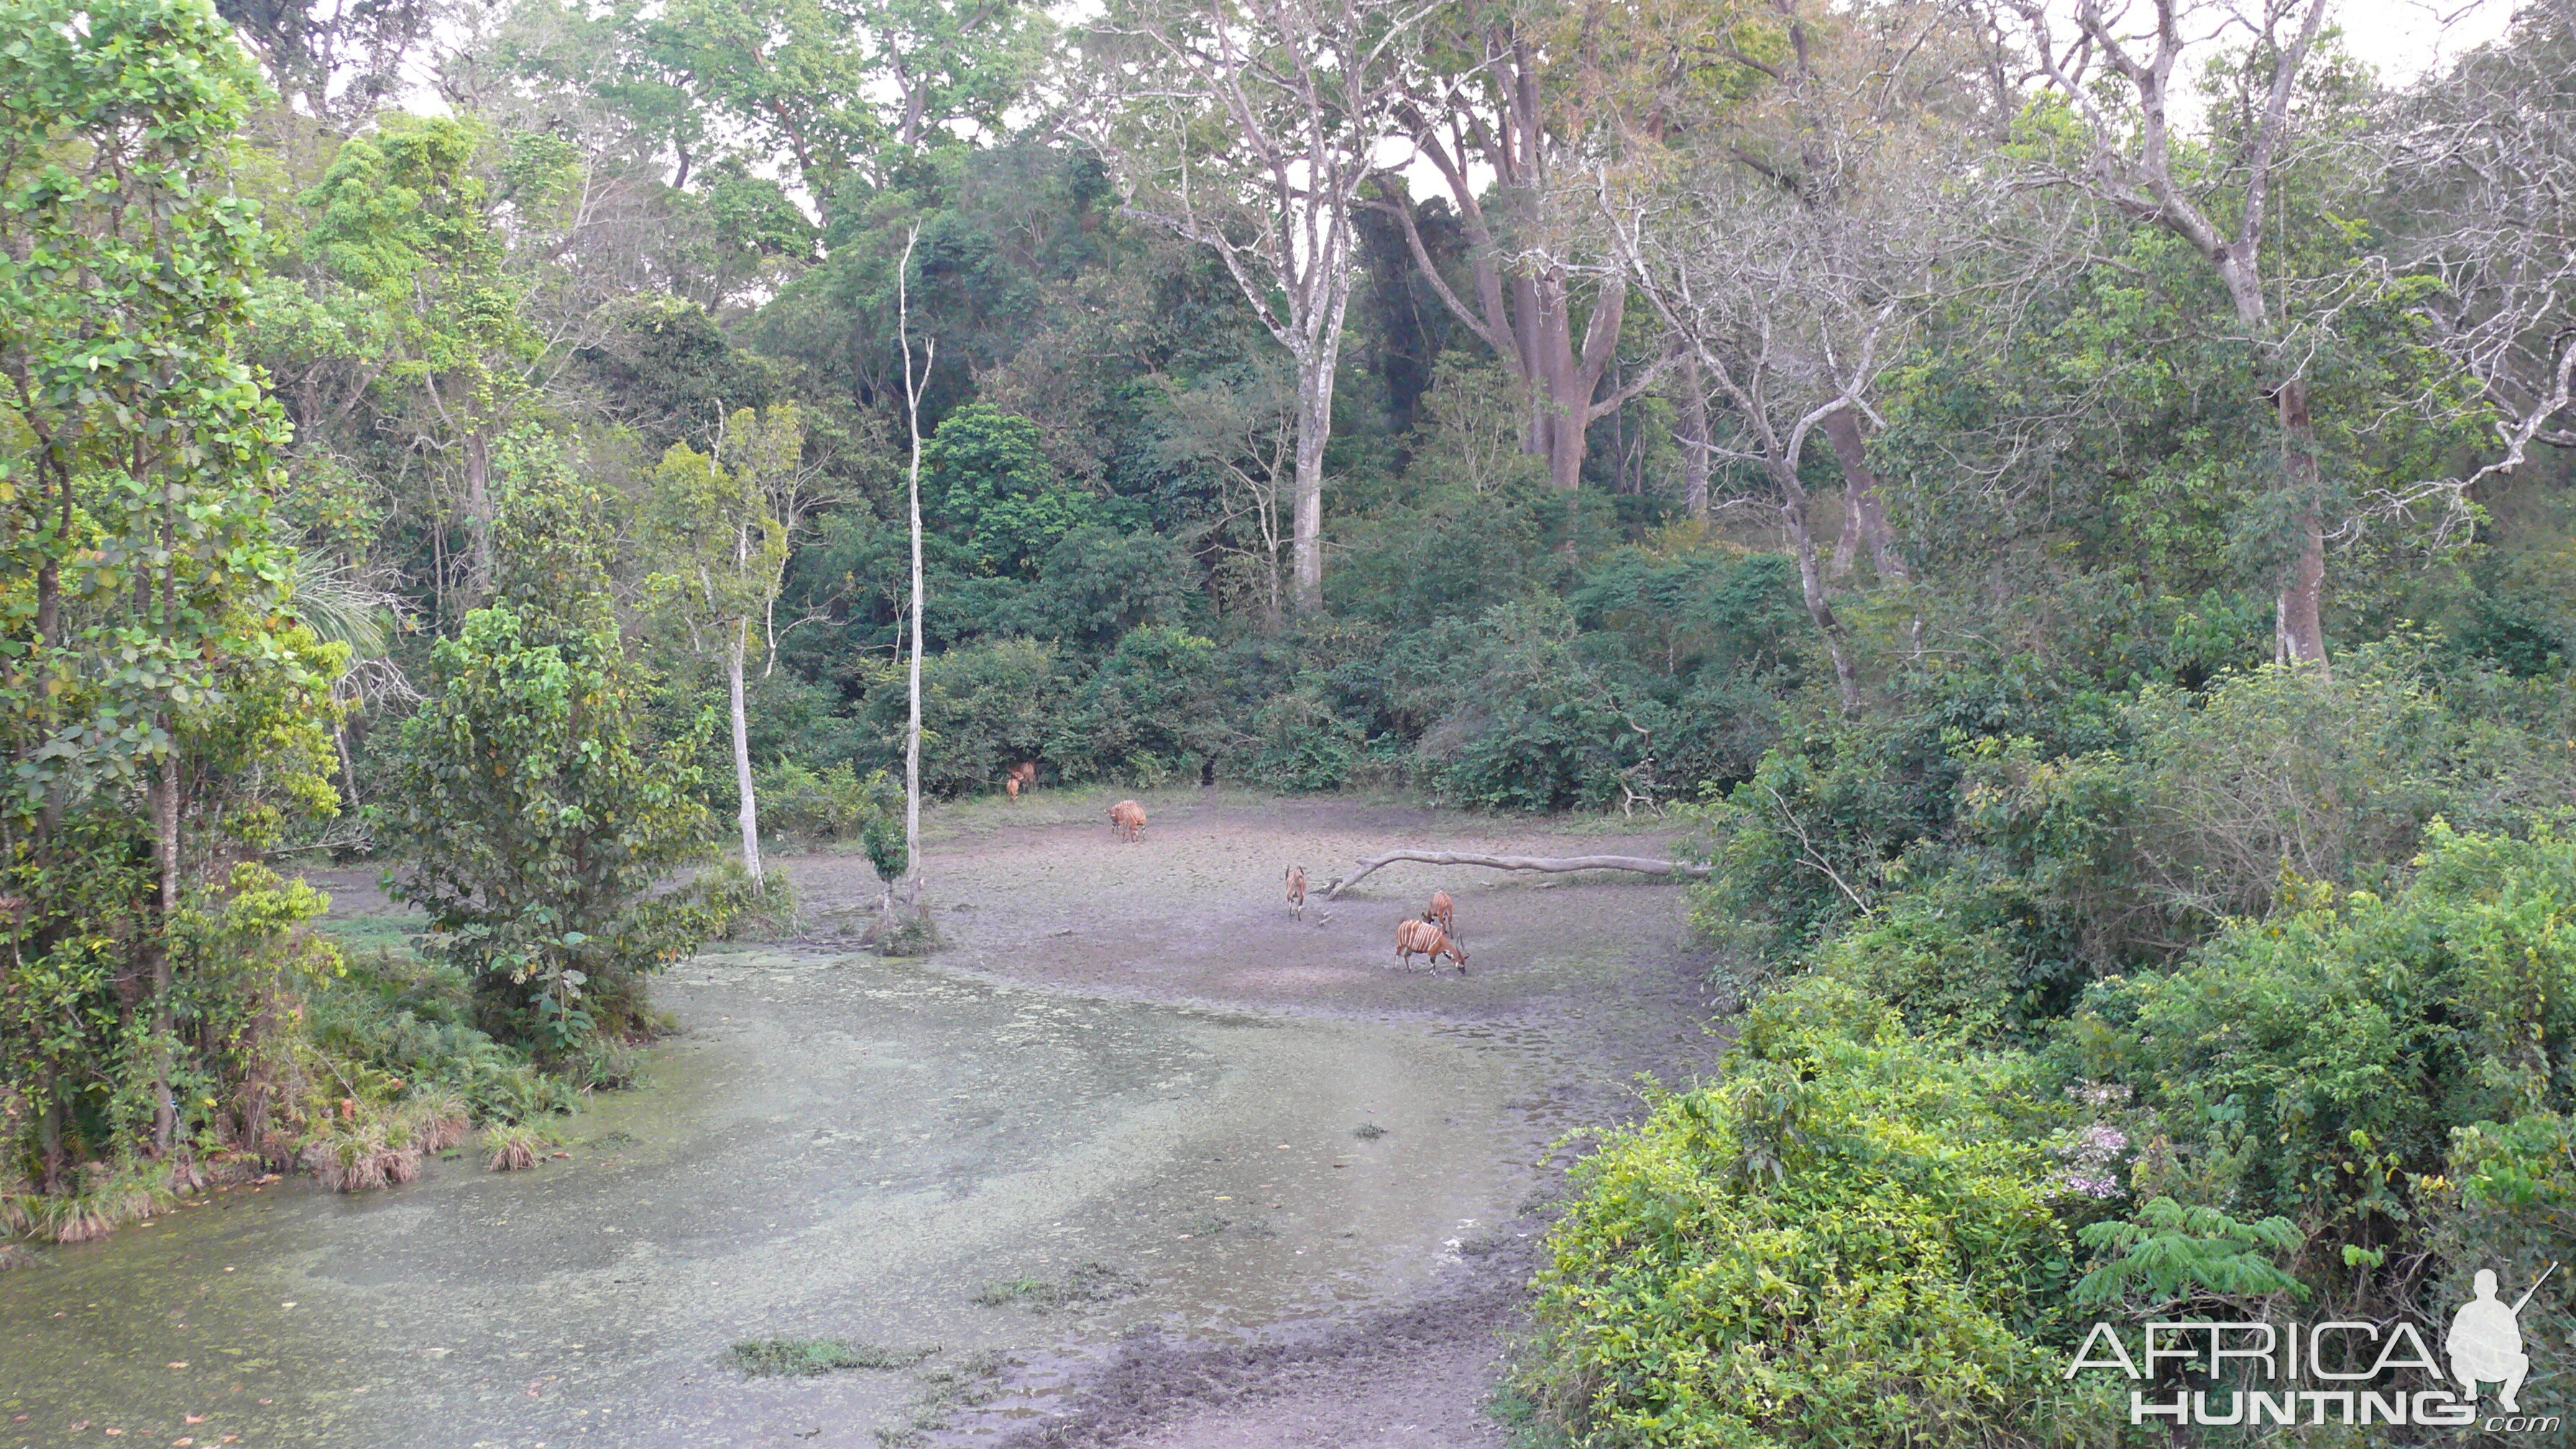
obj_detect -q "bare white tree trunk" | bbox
[728,620,761,886]
[1290,334,1340,612]
[899,226,933,919]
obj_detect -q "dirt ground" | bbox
[765,787,1732,1448]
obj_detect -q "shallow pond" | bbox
[1,950,1557,1448]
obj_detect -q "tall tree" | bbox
[218,0,436,127]
[297,117,578,611]
[1593,0,1979,706]
[1,0,321,1156]
[645,408,801,887]
[1995,0,2344,671]
[1371,0,1670,491]
[1072,0,1433,613]
[639,0,1046,211]
[898,226,933,916]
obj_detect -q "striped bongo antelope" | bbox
[1426,890,1455,937]
[1108,799,1148,842]
[1286,865,1307,921]
[1005,760,1038,800]
[1395,919,1468,973]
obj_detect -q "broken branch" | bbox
[1322,849,1712,899]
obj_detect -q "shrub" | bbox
[754,760,896,844]
[727,1338,934,1377]
[1407,597,1659,813]
[1245,687,1367,791]
[377,605,728,1055]
[484,1122,546,1172]
[1523,979,2097,1448]
[2054,822,2576,1283]
[1053,625,1227,785]
[925,403,1098,578]
[857,636,1067,796]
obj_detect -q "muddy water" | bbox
[0,951,1556,1448]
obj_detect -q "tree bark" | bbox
[148,750,179,1154]
[465,428,495,603]
[1323,848,1713,898]
[1292,354,1332,615]
[728,621,762,886]
[1777,468,1859,712]
[1821,405,1904,581]
[1382,26,1646,493]
[2273,377,2327,668]
[899,227,930,919]
[1675,354,1711,521]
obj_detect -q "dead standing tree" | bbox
[1994,0,2342,673]
[1070,0,1435,614]
[2386,4,2576,500]
[1593,96,1960,712]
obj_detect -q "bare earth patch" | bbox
[776,788,1728,1448]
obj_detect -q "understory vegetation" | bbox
[5,0,2576,1442]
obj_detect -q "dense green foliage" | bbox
[1528,980,2112,1447]
[377,605,727,1051]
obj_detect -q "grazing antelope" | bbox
[1426,890,1455,938]
[1005,760,1039,801]
[1395,918,1468,973]
[1286,865,1307,921]
[1108,799,1148,842]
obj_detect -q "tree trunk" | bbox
[1540,372,1590,491]
[465,428,495,602]
[898,226,932,920]
[1291,351,1333,615]
[1777,472,1858,712]
[729,622,762,887]
[1821,406,1905,581]
[148,750,179,1154]
[1676,356,1711,521]
[2273,377,2329,673]
[906,444,925,914]
[2217,259,2330,678]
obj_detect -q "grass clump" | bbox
[1353,1123,1386,1140]
[875,1348,1008,1446]
[970,1261,1138,1310]
[727,1337,937,1377]
[0,1160,180,1244]
[482,1121,548,1172]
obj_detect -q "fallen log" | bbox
[1322,849,1713,899]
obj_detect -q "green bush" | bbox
[2055,822,2576,1280]
[856,635,1067,796]
[1524,978,2102,1448]
[1402,597,1661,813]
[1052,625,1228,785]
[1245,686,1368,791]
[303,956,579,1125]
[926,403,1099,578]
[377,606,728,1054]
[755,759,898,844]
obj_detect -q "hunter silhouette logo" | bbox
[2450,1264,2557,1413]
[2067,1259,2562,1430]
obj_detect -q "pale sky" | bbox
[2307,0,2513,80]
